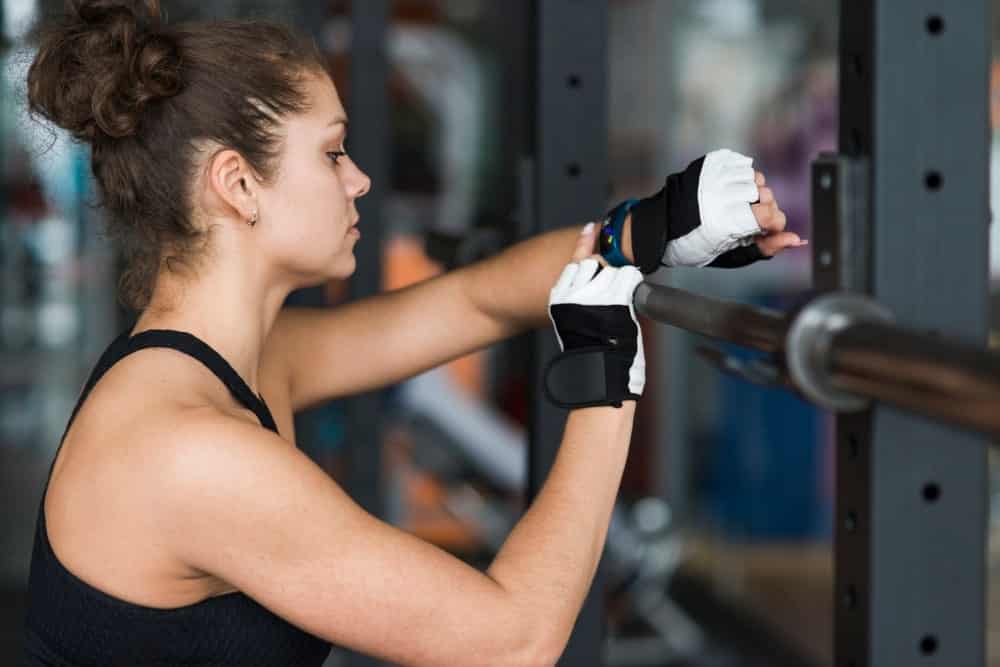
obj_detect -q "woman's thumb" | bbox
[572,222,598,262]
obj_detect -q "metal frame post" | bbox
[345,3,390,666]
[347,0,389,523]
[833,2,990,665]
[527,2,610,664]
[350,0,389,528]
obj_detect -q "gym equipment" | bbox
[634,285,1000,440]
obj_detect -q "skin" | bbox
[43,70,797,665]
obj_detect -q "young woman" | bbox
[20,2,798,665]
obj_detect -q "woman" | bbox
[20,2,798,665]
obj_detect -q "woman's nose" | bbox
[347,157,371,199]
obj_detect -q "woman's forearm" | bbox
[463,217,634,330]
[486,403,636,657]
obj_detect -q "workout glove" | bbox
[629,148,766,272]
[544,259,645,409]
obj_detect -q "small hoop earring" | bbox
[248,210,258,227]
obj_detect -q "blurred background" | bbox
[0,1,998,665]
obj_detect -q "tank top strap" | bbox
[60,327,134,440]
[122,329,278,433]
[64,328,278,438]
[40,327,279,523]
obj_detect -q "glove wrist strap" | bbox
[543,346,639,409]
[630,156,706,274]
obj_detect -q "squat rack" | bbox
[634,284,1000,441]
[529,1,992,664]
[345,1,994,665]
[640,1,991,665]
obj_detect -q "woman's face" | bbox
[258,71,370,286]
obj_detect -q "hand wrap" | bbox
[627,148,768,272]
[544,259,645,409]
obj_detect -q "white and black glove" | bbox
[628,148,767,272]
[544,259,645,409]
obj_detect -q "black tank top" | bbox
[21,328,332,666]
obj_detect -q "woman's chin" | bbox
[290,254,356,288]
[328,253,357,279]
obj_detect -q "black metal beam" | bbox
[527,2,610,665]
[344,3,390,666]
[834,2,990,665]
[346,0,389,523]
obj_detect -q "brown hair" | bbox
[26,0,326,310]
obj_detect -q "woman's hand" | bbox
[573,222,603,263]
[545,223,645,409]
[751,171,808,258]
[621,148,809,272]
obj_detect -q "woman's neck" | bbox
[132,260,294,394]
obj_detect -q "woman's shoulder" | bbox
[52,348,280,496]
[43,382,291,609]
[83,343,283,436]
[47,366,293,547]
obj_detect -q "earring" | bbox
[248,210,258,227]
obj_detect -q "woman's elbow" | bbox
[501,618,570,667]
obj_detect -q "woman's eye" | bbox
[327,151,347,165]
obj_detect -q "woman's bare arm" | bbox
[156,402,634,667]
[268,224,592,412]
[268,176,789,413]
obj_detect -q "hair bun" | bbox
[27,0,181,142]
[133,32,181,96]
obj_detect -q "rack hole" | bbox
[850,54,864,77]
[925,171,943,191]
[926,15,945,35]
[567,74,582,89]
[923,482,941,503]
[843,586,857,610]
[847,434,861,460]
[844,511,858,534]
[566,163,582,179]
[920,635,938,655]
[849,128,863,154]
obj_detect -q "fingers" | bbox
[556,253,635,303]
[719,149,753,167]
[556,222,609,297]
[752,199,786,233]
[721,164,756,187]
[571,222,598,262]
[585,260,618,293]
[756,231,809,257]
[729,181,760,204]
[570,257,601,290]
[755,171,766,187]
[553,263,580,294]
[756,186,774,206]
[612,266,644,303]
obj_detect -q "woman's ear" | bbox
[206,149,257,223]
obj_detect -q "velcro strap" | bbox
[544,346,626,409]
[630,156,705,274]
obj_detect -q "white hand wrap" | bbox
[663,149,761,267]
[545,260,646,407]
